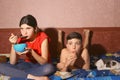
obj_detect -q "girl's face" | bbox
[20,24,35,40]
[66,38,82,54]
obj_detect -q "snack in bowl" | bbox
[55,71,74,79]
[13,43,27,52]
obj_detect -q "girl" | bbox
[0,14,56,80]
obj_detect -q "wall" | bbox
[0,0,120,28]
[1,27,120,59]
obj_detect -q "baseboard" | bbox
[0,53,10,57]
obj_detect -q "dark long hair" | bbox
[19,14,37,29]
[19,14,41,32]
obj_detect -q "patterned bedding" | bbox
[49,51,120,80]
[49,69,120,80]
[1,51,120,80]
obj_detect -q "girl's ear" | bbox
[35,27,40,33]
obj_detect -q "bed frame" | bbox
[0,27,120,59]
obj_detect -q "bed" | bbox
[49,51,120,80]
[0,27,120,80]
[48,27,120,80]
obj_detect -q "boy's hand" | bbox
[65,53,77,67]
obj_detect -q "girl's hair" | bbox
[66,32,82,42]
[19,14,37,29]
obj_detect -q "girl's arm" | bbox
[31,38,49,64]
[9,33,19,65]
[9,44,19,65]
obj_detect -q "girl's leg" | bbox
[26,63,56,76]
[0,63,28,78]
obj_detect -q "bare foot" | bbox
[27,74,50,80]
[83,29,90,38]
[34,76,49,80]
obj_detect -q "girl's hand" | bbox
[16,48,31,55]
[9,33,18,44]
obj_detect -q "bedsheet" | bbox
[67,76,120,80]
[50,75,120,80]
[49,69,120,80]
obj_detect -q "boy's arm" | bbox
[57,49,69,71]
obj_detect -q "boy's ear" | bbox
[66,43,68,48]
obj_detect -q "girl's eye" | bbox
[76,42,80,45]
[20,28,23,30]
[26,27,31,29]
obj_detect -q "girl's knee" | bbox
[43,64,57,74]
[44,64,55,69]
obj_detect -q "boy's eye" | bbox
[68,42,81,45]
[68,42,72,45]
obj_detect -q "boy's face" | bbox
[66,38,82,54]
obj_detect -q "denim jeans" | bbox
[0,59,56,78]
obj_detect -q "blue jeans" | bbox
[0,59,56,78]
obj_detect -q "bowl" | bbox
[13,43,27,52]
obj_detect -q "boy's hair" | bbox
[66,32,82,42]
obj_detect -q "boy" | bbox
[57,30,90,72]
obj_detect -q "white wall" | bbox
[0,0,120,28]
